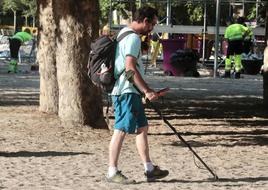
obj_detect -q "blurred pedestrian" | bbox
[224,17,249,79]
[8,28,33,73]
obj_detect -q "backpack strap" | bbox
[117,30,135,42]
[105,31,134,125]
[117,30,140,59]
[113,30,135,80]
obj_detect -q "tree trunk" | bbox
[38,0,59,113]
[33,16,36,27]
[13,10,16,32]
[263,4,268,107]
[53,0,107,128]
[24,16,28,26]
[263,47,268,107]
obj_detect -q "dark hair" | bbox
[237,17,245,25]
[23,28,31,34]
[133,6,158,23]
[151,33,159,42]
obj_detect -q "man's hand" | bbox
[145,89,158,101]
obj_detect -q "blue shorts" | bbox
[112,93,148,134]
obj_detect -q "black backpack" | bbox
[87,30,134,93]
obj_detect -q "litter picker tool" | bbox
[146,92,219,180]
[126,71,218,180]
[156,87,170,97]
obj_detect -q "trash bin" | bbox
[242,59,263,75]
[161,39,186,76]
[170,48,200,77]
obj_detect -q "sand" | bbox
[0,67,268,190]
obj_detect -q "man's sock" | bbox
[108,166,118,178]
[144,162,154,172]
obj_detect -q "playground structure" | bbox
[0,25,14,36]
[109,0,266,77]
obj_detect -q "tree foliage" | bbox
[21,0,37,18]
[99,0,110,26]
[99,0,261,26]
[2,0,23,14]
[185,3,203,24]
[2,0,36,15]
[1,0,37,27]
[99,0,137,26]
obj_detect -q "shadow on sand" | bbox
[0,151,92,157]
[134,176,268,184]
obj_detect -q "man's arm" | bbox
[125,55,158,100]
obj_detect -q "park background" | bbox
[1,0,268,189]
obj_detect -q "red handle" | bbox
[157,87,170,97]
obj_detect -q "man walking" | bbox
[106,6,169,184]
[224,17,249,79]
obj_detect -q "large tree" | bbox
[37,0,107,128]
[263,2,268,107]
[38,0,58,114]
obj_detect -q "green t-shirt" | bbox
[11,32,33,43]
[224,24,249,41]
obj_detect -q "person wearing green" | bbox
[8,28,33,73]
[224,17,249,79]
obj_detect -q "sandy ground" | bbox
[0,63,268,190]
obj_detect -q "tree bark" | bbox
[263,4,268,107]
[53,0,107,128]
[264,72,268,107]
[13,10,16,32]
[38,0,58,114]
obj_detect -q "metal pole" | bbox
[229,2,233,19]
[256,0,259,24]
[242,0,245,17]
[109,0,113,34]
[266,3,268,42]
[147,99,219,180]
[166,0,171,25]
[214,0,220,78]
[202,2,207,64]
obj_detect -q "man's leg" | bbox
[8,59,18,73]
[106,94,138,184]
[136,126,151,163]
[107,129,136,184]
[224,55,232,78]
[109,129,126,171]
[224,42,233,78]
[9,39,20,73]
[234,54,242,79]
[136,126,154,172]
[136,126,169,181]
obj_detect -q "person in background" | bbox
[224,17,249,79]
[101,24,110,36]
[141,35,150,55]
[8,28,33,73]
[106,6,169,184]
[150,33,162,56]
